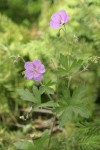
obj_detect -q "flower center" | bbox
[60,20,64,25]
[58,14,64,25]
[34,67,38,73]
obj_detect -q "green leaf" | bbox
[72,84,86,102]
[62,88,71,102]
[17,88,35,102]
[60,54,69,69]
[39,82,55,95]
[69,59,83,73]
[59,108,72,126]
[39,101,58,108]
[33,130,49,150]
[72,104,89,118]
[56,67,68,76]
[45,80,55,86]
[33,86,41,104]
[46,87,54,95]
[14,132,49,150]
[14,140,34,150]
[56,85,90,126]
[39,85,45,94]
[59,104,89,126]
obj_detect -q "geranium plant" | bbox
[14,10,100,150]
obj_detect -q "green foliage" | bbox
[17,86,41,104]
[17,89,35,103]
[0,0,42,26]
[39,80,55,95]
[14,130,49,150]
[41,120,100,150]
[14,140,33,150]
[0,13,32,113]
[17,85,57,109]
[68,120,100,150]
[0,1,100,150]
[55,85,90,126]
[56,54,84,77]
[0,13,31,45]
[46,120,100,150]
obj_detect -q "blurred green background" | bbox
[0,0,100,149]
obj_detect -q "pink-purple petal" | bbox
[24,70,34,80]
[50,20,60,28]
[24,59,45,82]
[50,10,70,28]
[32,59,41,67]
[59,10,69,22]
[51,12,61,23]
[24,62,33,70]
[38,64,45,73]
[34,74,43,82]
[33,71,41,78]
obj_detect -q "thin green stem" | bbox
[40,82,55,149]
[40,82,54,101]
[56,76,59,99]
[10,55,25,64]
[67,76,71,89]
[47,93,53,101]
[63,24,67,38]
[18,55,25,63]
[48,117,56,149]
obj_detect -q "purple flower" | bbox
[24,59,45,82]
[50,10,70,28]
